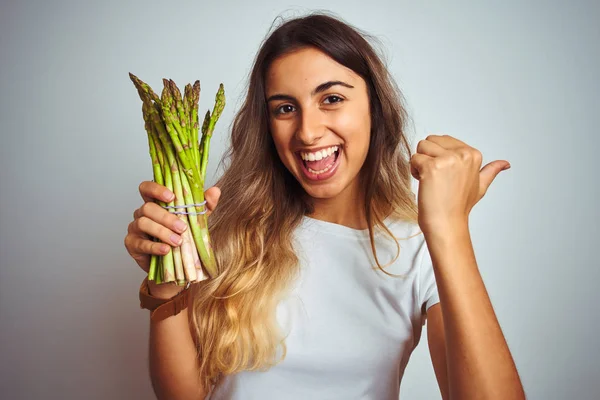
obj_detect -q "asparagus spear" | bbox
[169,79,189,146]
[200,84,225,182]
[161,146,179,283]
[191,81,201,170]
[198,110,210,168]
[183,84,195,168]
[146,127,161,281]
[142,102,175,282]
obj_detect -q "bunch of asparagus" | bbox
[129,73,225,285]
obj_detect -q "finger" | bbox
[139,181,175,204]
[124,233,167,262]
[410,153,433,181]
[479,160,510,197]
[416,139,447,157]
[138,202,188,235]
[425,134,466,150]
[134,215,184,247]
[134,236,171,256]
[204,186,221,217]
[128,237,171,273]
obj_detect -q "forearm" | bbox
[424,224,525,400]
[149,309,207,400]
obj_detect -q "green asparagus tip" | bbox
[201,110,210,135]
[184,83,193,98]
[129,73,160,103]
[161,82,170,104]
[212,84,226,120]
[193,81,201,102]
[169,79,183,100]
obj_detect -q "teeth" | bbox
[300,145,339,161]
[307,162,334,174]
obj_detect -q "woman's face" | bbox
[265,47,371,201]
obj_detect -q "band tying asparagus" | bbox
[130,73,225,284]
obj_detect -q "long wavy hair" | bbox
[189,12,419,390]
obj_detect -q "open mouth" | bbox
[295,146,342,181]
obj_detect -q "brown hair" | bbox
[190,12,418,390]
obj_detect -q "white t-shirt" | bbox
[209,215,440,400]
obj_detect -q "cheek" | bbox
[270,125,295,165]
[332,107,371,154]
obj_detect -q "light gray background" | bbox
[1,0,598,399]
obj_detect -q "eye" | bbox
[274,104,296,115]
[323,95,343,105]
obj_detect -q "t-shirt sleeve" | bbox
[418,241,440,322]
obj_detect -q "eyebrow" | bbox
[266,80,355,103]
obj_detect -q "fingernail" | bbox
[170,234,182,245]
[163,190,174,201]
[502,163,511,171]
[174,220,187,233]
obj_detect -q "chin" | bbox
[297,173,350,200]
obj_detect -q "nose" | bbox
[295,106,324,146]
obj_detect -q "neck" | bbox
[307,179,368,230]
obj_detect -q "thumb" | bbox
[479,161,510,197]
[204,186,221,216]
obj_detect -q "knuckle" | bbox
[461,148,472,160]
[137,216,150,231]
[161,209,175,226]
[143,240,154,254]
[140,202,153,215]
[448,153,460,165]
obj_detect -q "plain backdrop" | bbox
[1,0,599,399]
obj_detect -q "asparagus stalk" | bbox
[147,127,161,281]
[169,79,189,147]
[183,84,195,168]
[156,256,163,284]
[161,149,179,283]
[142,102,175,282]
[200,84,225,182]
[191,81,201,170]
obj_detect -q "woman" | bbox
[124,13,525,400]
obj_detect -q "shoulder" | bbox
[379,217,429,263]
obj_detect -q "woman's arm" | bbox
[425,224,525,400]
[149,308,207,400]
[409,134,525,399]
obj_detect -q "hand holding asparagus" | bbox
[129,73,225,285]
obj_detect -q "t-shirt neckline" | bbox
[300,215,392,240]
